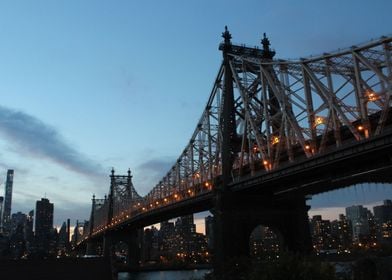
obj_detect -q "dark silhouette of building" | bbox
[35,198,54,257]
[374,200,392,224]
[25,210,34,243]
[58,222,69,255]
[141,215,209,265]
[142,226,159,262]
[346,205,371,242]
[157,220,175,262]
[11,212,26,234]
[249,225,280,259]
[373,200,392,244]
[0,196,3,232]
[66,218,70,250]
[35,198,53,238]
[2,170,14,235]
[331,214,352,252]
[205,215,214,251]
[310,215,334,252]
[24,210,34,255]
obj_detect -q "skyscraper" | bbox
[205,215,214,250]
[0,196,3,232]
[35,198,54,239]
[346,205,370,241]
[373,200,392,244]
[2,169,14,235]
[373,200,392,224]
[25,210,34,243]
[35,198,54,256]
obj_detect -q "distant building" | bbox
[331,214,352,251]
[159,220,175,255]
[374,200,392,224]
[57,222,69,255]
[2,170,14,235]
[142,215,209,265]
[143,226,159,262]
[11,212,27,235]
[249,225,280,259]
[25,210,34,243]
[0,196,3,232]
[10,212,27,258]
[35,198,54,238]
[205,216,214,251]
[346,205,371,242]
[35,198,54,256]
[373,200,392,244]
[310,215,334,252]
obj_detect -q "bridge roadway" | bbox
[87,113,392,241]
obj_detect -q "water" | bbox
[118,269,210,280]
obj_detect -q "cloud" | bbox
[0,105,104,178]
[138,157,175,174]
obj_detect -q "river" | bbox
[118,269,210,280]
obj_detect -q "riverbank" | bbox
[116,262,211,272]
[0,258,113,280]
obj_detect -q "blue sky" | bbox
[0,0,391,227]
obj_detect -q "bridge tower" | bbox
[86,194,98,255]
[102,169,142,269]
[213,28,312,277]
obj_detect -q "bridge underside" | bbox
[212,192,312,277]
[232,129,392,198]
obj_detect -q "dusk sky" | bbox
[0,1,391,228]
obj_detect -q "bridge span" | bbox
[76,28,392,274]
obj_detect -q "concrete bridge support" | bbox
[102,228,142,270]
[86,240,99,256]
[103,233,113,258]
[213,193,312,278]
[126,228,143,270]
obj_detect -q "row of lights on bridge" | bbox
[90,88,382,236]
[91,181,214,236]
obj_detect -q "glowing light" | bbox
[357,125,364,131]
[164,198,168,202]
[271,136,280,145]
[314,116,325,127]
[263,160,269,165]
[365,90,379,102]
[174,194,178,199]
[155,201,159,205]
[305,144,311,150]
[204,182,210,187]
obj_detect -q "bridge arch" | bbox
[249,225,282,260]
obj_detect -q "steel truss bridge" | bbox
[76,28,392,271]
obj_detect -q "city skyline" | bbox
[0,1,391,225]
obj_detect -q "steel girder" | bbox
[86,36,392,238]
